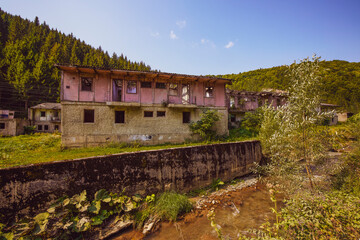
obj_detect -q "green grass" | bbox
[153,192,193,221]
[0,130,256,169]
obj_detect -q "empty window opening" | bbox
[40,111,46,117]
[54,125,59,130]
[157,111,166,117]
[156,82,166,89]
[230,96,235,108]
[38,125,42,131]
[183,112,190,123]
[84,109,95,123]
[205,86,214,98]
[169,83,178,95]
[81,77,93,91]
[141,82,152,88]
[0,123,5,129]
[230,114,236,122]
[54,111,59,117]
[115,111,125,123]
[44,125,49,131]
[127,81,137,94]
[144,111,153,117]
[113,79,123,101]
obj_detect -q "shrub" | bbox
[154,192,193,221]
[189,109,220,141]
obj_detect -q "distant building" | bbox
[226,89,287,127]
[56,65,231,147]
[28,103,61,133]
[0,110,28,136]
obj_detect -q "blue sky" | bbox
[1,0,360,75]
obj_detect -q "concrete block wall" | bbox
[0,141,262,222]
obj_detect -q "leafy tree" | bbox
[259,56,332,190]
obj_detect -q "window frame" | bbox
[40,111,46,117]
[126,80,137,94]
[156,82,166,89]
[38,125,43,131]
[141,81,152,88]
[81,77,93,92]
[157,111,166,117]
[44,125,49,131]
[182,112,191,123]
[144,111,154,118]
[115,110,125,124]
[169,83,178,96]
[205,86,214,98]
[0,122,5,129]
[84,109,95,123]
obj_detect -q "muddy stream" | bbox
[112,176,283,240]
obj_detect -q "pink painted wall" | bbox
[62,72,228,107]
[63,72,79,101]
[94,76,110,102]
[140,88,153,103]
[154,89,168,104]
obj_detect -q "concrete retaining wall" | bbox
[0,141,262,222]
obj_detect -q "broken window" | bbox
[156,82,166,89]
[141,82,152,88]
[54,111,59,118]
[113,79,123,101]
[41,111,46,117]
[169,83,178,95]
[44,125,49,131]
[84,109,95,123]
[81,77,93,91]
[115,111,125,123]
[144,111,153,117]
[230,96,235,108]
[205,86,214,98]
[183,112,190,123]
[38,125,42,131]
[157,111,166,117]
[0,123,5,129]
[127,81,137,94]
[54,125,59,130]
[230,114,236,122]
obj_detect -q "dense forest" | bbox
[221,60,360,113]
[0,9,152,116]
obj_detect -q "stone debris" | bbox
[195,176,258,210]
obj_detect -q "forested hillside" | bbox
[0,9,151,116]
[222,60,360,113]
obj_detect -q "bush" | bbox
[189,109,220,141]
[240,107,264,133]
[154,192,193,221]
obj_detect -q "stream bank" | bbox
[111,175,284,240]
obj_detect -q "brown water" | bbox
[143,184,282,240]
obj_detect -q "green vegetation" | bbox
[0,9,152,115]
[0,189,193,239]
[210,57,360,239]
[222,60,360,113]
[0,130,255,169]
[189,109,220,141]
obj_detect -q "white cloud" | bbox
[151,31,160,38]
[176,20,186,29]
[201,38,216,48]
[170,30,178,40]
[225,41,234,49]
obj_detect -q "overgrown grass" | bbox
[153,192,193,221]
[0,129,256,169]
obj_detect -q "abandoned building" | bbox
[56,65,231,147]
[28,103,61,133]
[226,89,287,128]
[0,110,28,136]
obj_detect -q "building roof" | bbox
[30,103,61,110]
[55,64,232,84]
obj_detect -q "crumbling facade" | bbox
[0,110,28,136]
[57,65,231,147]
[226,89,287,127]
[28,103,61,133]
